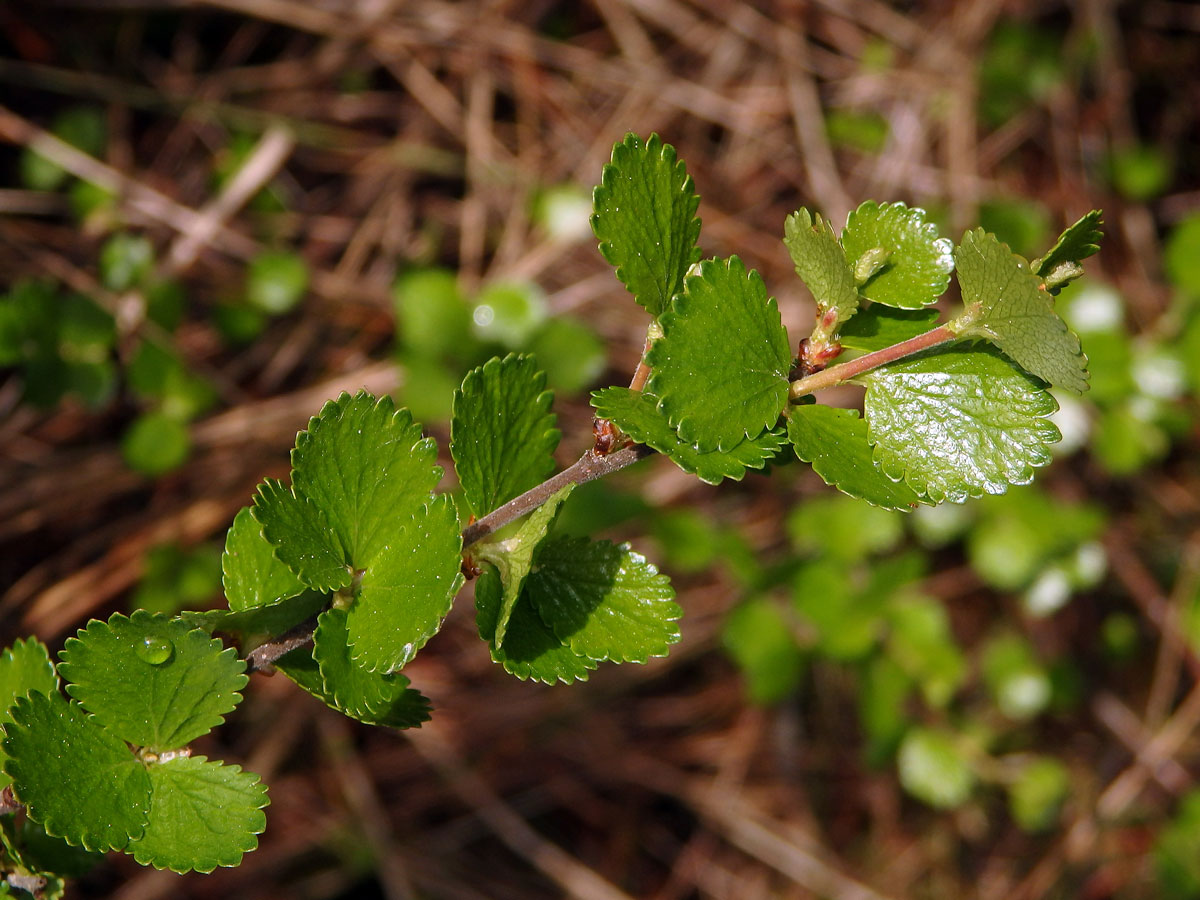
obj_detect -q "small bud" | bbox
[854,246,892,285]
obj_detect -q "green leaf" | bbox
[861,343,1060,503]
[180,592,326,649]
[722,598,805,705]
[127,756,268,873]
[349,495,464,673]
[246,250,308,315]
[474,567,597,684]
[1008,757,1069,832]
[471,280,548,347]
[392,267,473,362]
[783,209,859,325]
[291,391,441,570]
[0,638,58,789]
[276,610,430,729]
[897,726,975,809]
[57,611,248,752]
[451,354,560,517]
[222,506,307,611]
[473,485,575,649]
[786,404,925,511]
[647,257,791,451]
[954,229,1089,394]
[525,537,680,663]
[591,387,785,484]
[2,692,151,852]
[837,305,940,352]
[252,478,350,592]
[841,201,954,308]
[1032,210,1103,293]
[591,133,702,317]
[121,413,191,476]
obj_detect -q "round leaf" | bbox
[647,256,791,451]
[349,496,464,673]
[58,610,248,752]
[2,692,151,852]
[127,756,268,873]
[841,201,954,309]
[861,343,1060,503]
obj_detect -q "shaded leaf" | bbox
[180,591,325,649]
[526,537,680,663]
[838,305,941,352]
[475,567,597,684]
[279,609,430,729]
[473,485,575,649]
[591,387,785,484]
[591,133,702,317]
[787,404,926,511]
[954,228,1089,393]
[841,201,954,308]
[451,354,560,517]
[861,343,1060,503]
[58,611,247,752]
[647,256,791,451]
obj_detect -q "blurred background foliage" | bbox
[1,1,1199,898]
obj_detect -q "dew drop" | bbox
[136,635,174,666]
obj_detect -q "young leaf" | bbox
[783,209,860,325]
[475,567,597,684]
[525,537,680,664]
[252,478,350,592]
[222,506,307,611]
[451,354,560,517]
[473,485,575,649]
[953,228,1089,394]
[1032,210,1103,293]
[0,638,58,788]
[591,387,786,484]
[301,609,431,729]
[591,133,702,317]
[841,201,954,308]
[838,305,941,352]
[861,343,1060,503]
[348,495,464,673]
[787,404,926,511]
[647,257,791,451]
[291,391,441,569]
[2,692,151,852]
[127,756,268,873]
[57,611,248,752]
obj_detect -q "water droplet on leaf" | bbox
[136,635,174,665]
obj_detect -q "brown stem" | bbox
[788,324,959,400]
[244,444,654,672]
[461,444,652,547]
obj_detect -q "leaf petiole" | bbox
[788,323,959,401]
